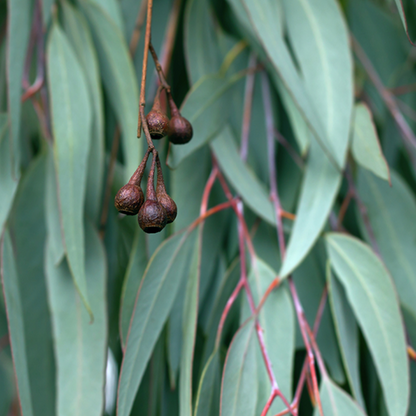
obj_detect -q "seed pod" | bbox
[146,87,169,140]
[138,154,167,233]
[167,93,193,145]
[114,149,150,215]
[156,155,177,224]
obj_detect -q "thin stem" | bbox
[137,0,154,137]
[352,35,416,168]
[274,129,305,170]
[262,71,324,415]
[149,42,171,92]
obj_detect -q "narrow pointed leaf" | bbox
[195,351,221,416]
[220,319,257,416]
[47,22,92,316]
[82,1,140,183]
[9,153,56,416]
[0,115,18,234]
[281,140,342,277]
[351,103,390,181]
[211,126,275,225]
[0,230,34,416]
[168,74,242,169]
[117,230,195,416]
[314,377,366,416]
[328,270,365,408]
[357,169,416,320]
[180,240,201,416]
[280,0,352,277]
[119,229,147,346]
[62,1,105,223]
[7,0,32,176]
[45,222,107,416]
[326,233,409,416]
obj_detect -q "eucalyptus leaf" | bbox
[220,319,257,416]
[357,169,416,321]
[1,230,34,416]
[326,233,409,416]
[47,22,92,317]
[45,222,107,416]
[352,103,390,182]
[7,0,32,177]
[117,230,195,416]
[314,377,366,416]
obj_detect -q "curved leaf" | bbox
[195,351,221,416]
[9,153,56,416]
[352,103,390,182]
[328,270,365,408]
[47,22,92,316]
[326,233,409,416]
[0,230,34,416]
[280,140,341,278]
[280,0,352,277]
[82,1,140,183]
[358,169,416,321]
[7,0,32,177]
[45,222,107,416]
[0,115,18,234]
[62,1,105,223]
[314,377,366,416]
[220,319,257,416]
[211,126,275,225]
[117,230,195,416]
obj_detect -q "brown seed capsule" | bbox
[114,149,150,215]
[167,93,193,145]
[156,155,177,223]
[138,154,167,233]
[146,87,169,140]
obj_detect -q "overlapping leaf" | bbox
[351,103,390,181]
[47,22,92,316]
[45,222,107,416]
[280,0,353,277]
[357,169,416,321]
[117,230,195,416]
[326,233,409,416]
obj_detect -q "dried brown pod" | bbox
[156,155,177,224]
[146,87,169,140]
[167,93,193,145]
[114,149,151,215]
[138,154,167,233]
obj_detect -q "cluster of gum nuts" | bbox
[114,88,193,233]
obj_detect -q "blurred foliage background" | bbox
[1,0,416,415]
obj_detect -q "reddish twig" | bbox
[262,72,324,416]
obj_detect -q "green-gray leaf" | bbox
[314,377,366,416]
[0,115,18,234]
[357,169,416,322]
[220,319,258,416]
[195,351,221,416]
[0,230,34,416]
[117,230,195,416]
[326,233,409,416]
[180,239,200,416]
[280,140,342,277]
[211,126,275,225]
[328,269,365,408]
[351,103,390,182]
[62,1,105,223]
[7,0,32,177]
[47,22,93,316]
[45,222,107,416]
[82,1,140,183]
